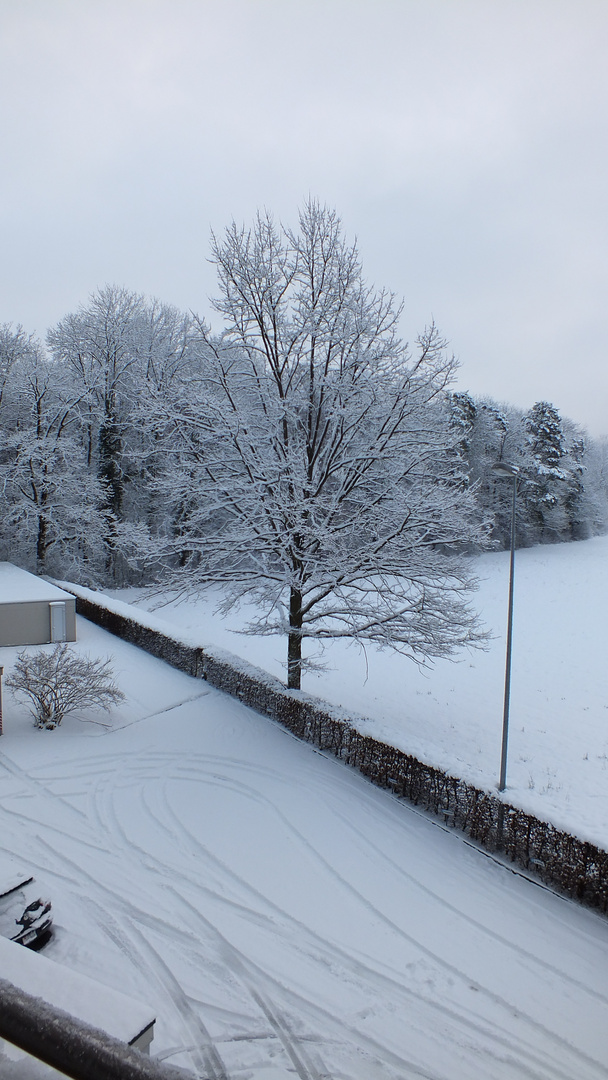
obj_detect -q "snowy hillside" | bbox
[1,618,607,1078]
[112,534,608,849]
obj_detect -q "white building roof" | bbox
[0,564,74,606]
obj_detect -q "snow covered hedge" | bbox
[65,583,608,914]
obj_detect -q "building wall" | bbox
[0,600,76,647]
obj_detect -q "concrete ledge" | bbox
[0,977,182,1080]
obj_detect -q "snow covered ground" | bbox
[1,614,608,1078]
[109,534,608,851]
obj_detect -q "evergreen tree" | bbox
[446,391,477,488]
[523,401,569,541]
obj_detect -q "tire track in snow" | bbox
[46,835,332,1080]
[106,690,212,732]
[0,752,89,820]
[324,801,608,1007]
[159,760,606,1052]
[0,758,230,1077]
[156,747,608,1014]
[70,750,436,1079]
[131,880,440,1080]
[4,745,607,1078]
[36,746,605,1080]
[35,835,230,1080]
[88,900,229,1080]
[153,770,602,1080]
[172,747,608,961]
[90,764,330,1080]
[161,883,329,1080]
[94,746,606,961]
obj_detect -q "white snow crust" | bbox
[0,564,73,605]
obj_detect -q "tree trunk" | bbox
[36,515,47,567]
[98,413,123,580]
[287,587,303,690]
[98,417,123,520]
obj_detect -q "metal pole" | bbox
[0,665,3,736]
[498,475,517,792]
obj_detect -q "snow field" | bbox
[109,534,608,850]
[0,616,607,1078]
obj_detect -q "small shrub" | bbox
[6,645,125,729]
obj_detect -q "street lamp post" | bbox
[492,461,520,794]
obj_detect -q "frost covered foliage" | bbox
[0,338,111,580]
[46,288,198,582]
[0,205,607,604]
[6,645,124,728]
[0,294,197,583]
[445,392,608,548]
[155,202,489,687]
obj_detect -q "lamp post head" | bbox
[492,461,520,479]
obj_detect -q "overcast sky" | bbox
[1,0,607,435]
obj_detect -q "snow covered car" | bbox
[0,860,52,949]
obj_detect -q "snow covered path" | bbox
[1,619,608,1079]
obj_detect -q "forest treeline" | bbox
[1,284,606,590]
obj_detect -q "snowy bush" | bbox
[6,645,125,729]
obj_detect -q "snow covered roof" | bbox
[0,564,74,605]
[0,936,155,1045]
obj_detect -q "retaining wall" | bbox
[70,588,608,914]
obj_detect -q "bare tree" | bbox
[0,349,110,578]
[6,646,125,729]
[0,323,38,419]
[47,287,198,580]
[158,202,488,689]
[47,286,148,578]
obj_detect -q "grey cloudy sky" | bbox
[1,0,607,435]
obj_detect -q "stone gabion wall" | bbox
[74,592,608,914]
